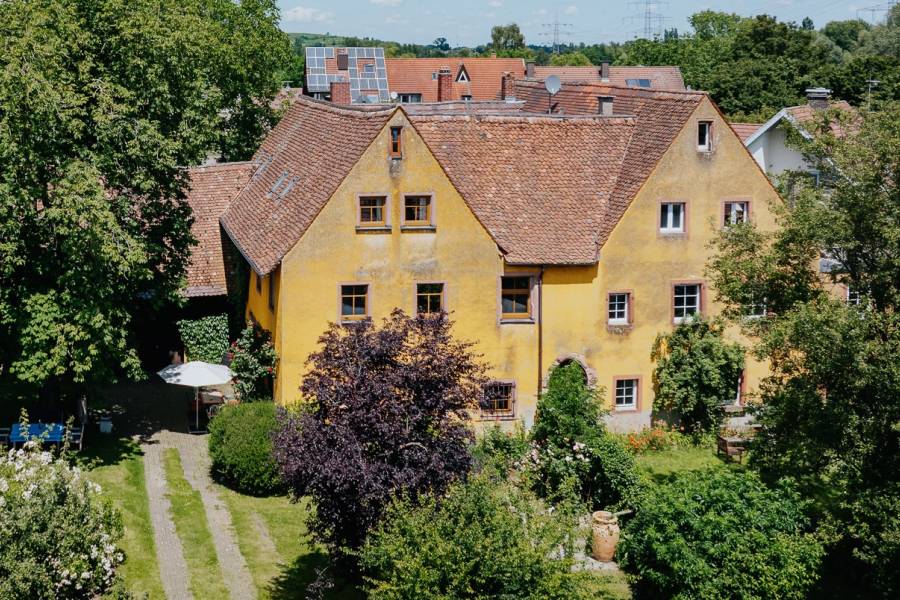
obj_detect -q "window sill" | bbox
[613,406,638,413]
[340,318,369,326]
[500,317,534,324]
[480,412,517,422]
[607,323,632,334]
[355,225,392,233]
[659,231,686,237]
[401,225,436,232]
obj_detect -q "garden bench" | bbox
[716,435,746,463]
[9,423,65,447]
[68,426,84,451]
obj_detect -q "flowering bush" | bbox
[229,323,278,401]
[529,363,643,511]
[0,438,124,599]
[622,422,685,454]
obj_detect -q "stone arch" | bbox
[543,353,598,389]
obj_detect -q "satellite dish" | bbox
[545,75,561,95]
[390,91,398,100]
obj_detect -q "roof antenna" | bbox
[544,75,561,115]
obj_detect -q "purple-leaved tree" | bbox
[272,310,487,556]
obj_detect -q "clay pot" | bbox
[591,510,620,562]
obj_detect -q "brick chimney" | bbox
[330,79,351,105]
[806,87,831,110]
[526,61,535,78]
[437,67,452,102]
[501,72,517,101]
[600,61,610,82]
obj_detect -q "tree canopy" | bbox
[0,0,290,388]
[707,101,900,597]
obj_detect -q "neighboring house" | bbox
[530,62,686,91]
[303,47,525,103]
[736,88,853,178]
[185,85,780,431]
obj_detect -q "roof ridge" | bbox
[410,113,637,124]
[188,161,256,171]
[517,79,706,99]
[290,94,398,118]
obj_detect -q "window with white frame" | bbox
[673,284,701,323]
[724,201,749,226]
[698,121,712,152]
[745,297,767,319]
[615,379,638,410]
[608,292,630,325]
[398,93,422,103]
[660,202,685,233]
[847,287,861,306]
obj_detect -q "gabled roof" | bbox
[515,79,705,248]
[220,98,394,274]
[216,87,705,273]
[743,100,854,146]
[385,58,526,102]
[184,162,257,297]
[729,122,762,142]
[410,113,635,264]
[532,65,686,91]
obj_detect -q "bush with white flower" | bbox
[0,432,124,599]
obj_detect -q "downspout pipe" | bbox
[537,266,545,403]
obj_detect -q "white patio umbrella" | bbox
[157,361,233,432]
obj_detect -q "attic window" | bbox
[597,96,614,116]
[625,78,652,88]
[337,53,348,70]
[390,126,402,158]
[456,66,470,83]
[698,121,712,152]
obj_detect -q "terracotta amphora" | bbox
[591,510,620,562]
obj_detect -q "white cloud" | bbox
[488,0,504,7]
[283,6,333,23]
[370,0,403,6]
[564,5,578,15]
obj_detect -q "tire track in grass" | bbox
[163,448,231,600]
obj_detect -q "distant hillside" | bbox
[287,32,398,48]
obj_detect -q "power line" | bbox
[624,0,669,39]
[539,13,574,54]
[857,1,898,23]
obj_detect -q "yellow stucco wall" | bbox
[260,98,781,430]
[246,269,279,338]
[540,97,781,429]
[274,111,542,409]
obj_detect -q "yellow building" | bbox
[198,82,781,431]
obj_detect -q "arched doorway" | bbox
[544,353,597,389]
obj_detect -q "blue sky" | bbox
[278,0,871,46]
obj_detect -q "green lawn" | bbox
[81,436,165,599]
[163,448,231,600]
[634,443,735,484]
[218,486,363,599]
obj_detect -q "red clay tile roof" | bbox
[786,100,855,137]
[514,79,705,249]
[218,86,705,272]
[185,162,256,297]
[729,122,762,142]
[533,65,686,91]
[386,58,526,102]
[220,97,394,274]
[410,113,635,264]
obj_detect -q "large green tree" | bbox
[0,0,290,388]
[707,102,900,598]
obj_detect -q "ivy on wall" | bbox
[177,314,230,364]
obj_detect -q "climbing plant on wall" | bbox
[176,314,229,364]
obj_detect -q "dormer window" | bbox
[390,126,402,158]
[698,121,712,152]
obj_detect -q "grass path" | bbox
[83,439,166,599]
[633,443,731,483]
[163,448,231,600]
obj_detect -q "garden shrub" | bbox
[0,437,124,598]
[208,402,282,495]
[529,362,643,511]
[229,323,277,401]
[651,317,746,434]
[472,424,530,473]
[618,469,824,600]
[176,314,229,364]
[359,472,594,600]
[621,422,686,454]
[273,311,485,555]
